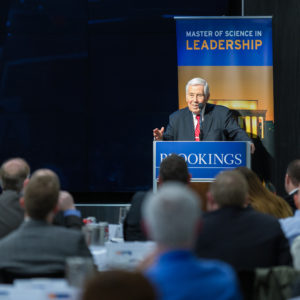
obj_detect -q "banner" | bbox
[175,17,274,176]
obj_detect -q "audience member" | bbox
[82,270,156,300]
[291,189,300,269]
[0,169,92,275]
[123,154,190,241]
[280,179,300,245]
[236,166,293,218]
[284,159,300,213]
[53,191,83,230]
[0,158,30,239]
[195,170,292,270]
[142,182,242,300]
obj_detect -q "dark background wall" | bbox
[0,0,299,202]
[245,0,300,195]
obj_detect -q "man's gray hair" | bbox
[210,170,248,208]
[185,77,210,100]
[142,182,201,248]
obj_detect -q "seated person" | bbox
[142,182,242,300]
[0,158,30,239]
[0,169,92,275]
[123,154,190,241]
[280,183,300,246]
[236,166,293,218]
[53,191,83,230]
[195,170,292,270]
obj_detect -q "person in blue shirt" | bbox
[141,182,242,300]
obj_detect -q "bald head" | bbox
[210,170,248,208]
[0,158,30,192]
[24,169,60,220]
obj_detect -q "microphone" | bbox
[198,103,204,111]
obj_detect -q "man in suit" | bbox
[0,158,83,238]
[0,158,30,239]
[53,191,83,230]
[283,159,300,213]
[153,77,255,153]
[195,170,292,270]
[123,154,190,241]
[280,160,300,245]
[0,169,92,275]
[142,182,242,300]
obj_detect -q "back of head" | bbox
[210,170,248,208]
[235,167,263,197]
[0,158,30,192]
[142,182,201,248]
[24,169,60,220]
[287,160,300,186]
[236,167,293,218]
[82,270,156,300]
[159,154,189,184]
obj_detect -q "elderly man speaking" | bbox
[153,77,254,153]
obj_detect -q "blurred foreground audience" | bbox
[283,159,300,213]
[0,169,92,275]
[0,158,29,238]
[0,157,83,238]
[82,270,156,300]
[142,182,242,300]
[236,166,293,218]
[195,170,292,270]
[124,154,190,241]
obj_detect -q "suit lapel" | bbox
[203,103,214,138]
[184,108,195,141]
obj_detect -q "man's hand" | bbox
[250,143,255,154]
[153,127,164,141]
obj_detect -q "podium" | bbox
[153,141,251,210]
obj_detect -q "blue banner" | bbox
[176,18,272,66]
[154,141,250,181]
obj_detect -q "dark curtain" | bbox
[245,0,300,195]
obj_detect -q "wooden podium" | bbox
[153,141,251,211]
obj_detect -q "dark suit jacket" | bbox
[123,191,147,241]
[163,104,251,142]
[0,190,24,239]
[284,191,298,214]
[53,211,83,230]
[0,219,92,274]
[195,206,292,270]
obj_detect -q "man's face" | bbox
[186,84,208,114]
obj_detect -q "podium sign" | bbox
[153,141,251,189]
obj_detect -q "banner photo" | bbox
[175,17,274,171]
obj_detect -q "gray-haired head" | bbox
[185,77,210,100]
[210,170,248,208]
[142,182,201,248]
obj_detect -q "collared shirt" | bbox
[280,209,300,245]
[145,249,242,300]
[64,209,81,217]
[289,188,299,196]
[192,105,206,129]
